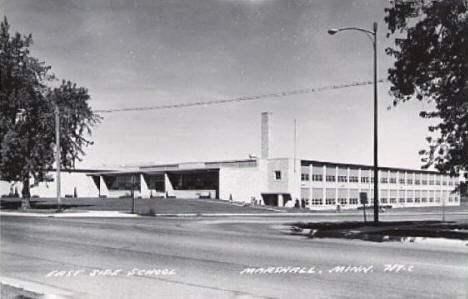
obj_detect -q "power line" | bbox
[94,79,387,114]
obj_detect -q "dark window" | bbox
[274,171,282,180]
[326,175,336,182]
[312,174,323,181]
[349,198,358,205]
[326,198,336,205]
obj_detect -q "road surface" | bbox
[1,212,467,298]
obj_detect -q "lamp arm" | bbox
[335,27,375,45]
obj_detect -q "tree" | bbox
[384,0,468,181]
[0,17,100,206]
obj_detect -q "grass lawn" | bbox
[0,197,280,214]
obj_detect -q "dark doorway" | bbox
[262,194,278,206]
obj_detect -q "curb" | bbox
[0,276,77,298]
[0,211,139,218]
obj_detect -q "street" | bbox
[1,212,467,298]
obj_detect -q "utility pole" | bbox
[131,174,135,214]
[55,104,61,211]
[294,119,297,173]
[442,196,446,222]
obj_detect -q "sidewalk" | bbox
[0,210,139,218]
[2,210,468,218]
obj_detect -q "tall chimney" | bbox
[261,112,272,159]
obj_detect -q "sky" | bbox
[0,0,438,170]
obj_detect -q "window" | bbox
[415,197,421,203]
[326,175,336,182]
[361,177,369,183]
[390,198,397,204]
[312,189,323,205]
[407,179,413,185]
[326,198,336,205]
[349,176,358,183]
[312,174,323,181]
[338,176,347,182]
[415,179,420,185]
[429,180,434,185]
[429,198,434,202]
[349,198,358,205]
[370,177,375,183]
[422,180,427,185]
[399,178,405,184]
[301,173,309,181]
[407,198,414,203]
[274,171,282,180]
[338,198,347,205]
[311,199,323,205]
[390,178,397,184]
[380,178,388,184]
[399,198,405,203]
[381,198,388,204]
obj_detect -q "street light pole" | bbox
[54,103,61,211]
[372,22,379,224]
[328,22,379,223]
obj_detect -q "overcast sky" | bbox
[1,0,437,169]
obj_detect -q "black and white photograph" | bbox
[0,0,467,298]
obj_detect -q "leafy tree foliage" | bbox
[0,17,100,201]
[385,0,468,180]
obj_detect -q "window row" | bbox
[303,197,459,206]
[302,173,455,186]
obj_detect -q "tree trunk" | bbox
[21,177,31,209]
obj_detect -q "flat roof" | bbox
[87,167,220,176]
[78,157,456,177]
[300,159,449,175]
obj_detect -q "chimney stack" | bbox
[261,112,272,159]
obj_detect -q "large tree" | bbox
[0,17,100,205]
[385,0,468,182]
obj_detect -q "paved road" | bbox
[1,212,467,299]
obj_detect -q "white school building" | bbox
[0,112,461,210]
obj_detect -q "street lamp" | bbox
[328,22,380,223]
